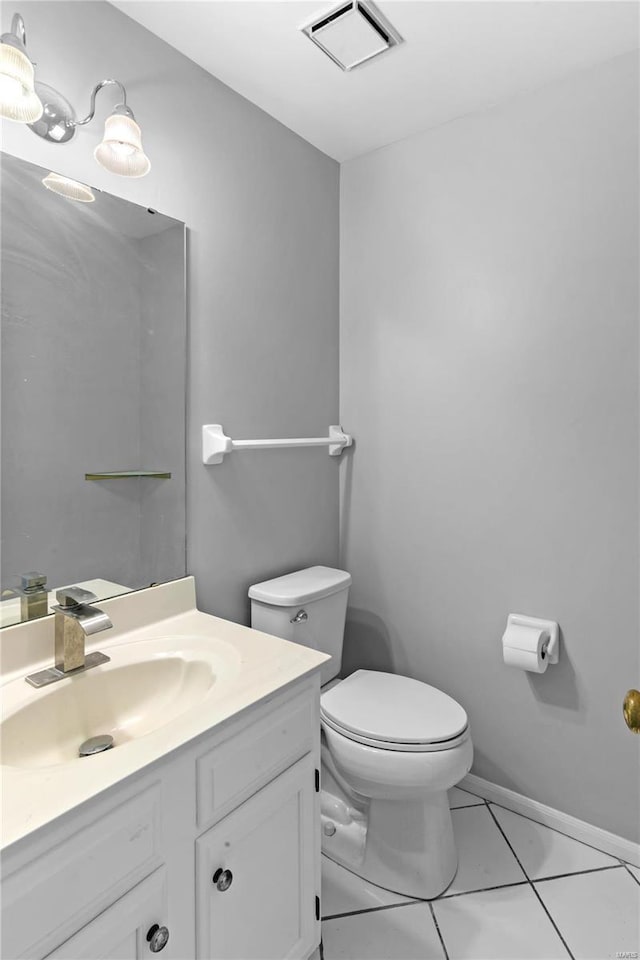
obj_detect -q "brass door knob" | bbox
[623,689,640,733]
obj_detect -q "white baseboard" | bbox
[461,773,640,869]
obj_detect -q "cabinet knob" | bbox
[146,924,170,953]
[212,868,233,892]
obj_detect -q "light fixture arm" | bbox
[73,78,133,127]
[10,13,26,46]
[2,12,28,53]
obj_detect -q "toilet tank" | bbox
[249,566,351,685]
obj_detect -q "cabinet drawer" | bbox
[196,688,316,829]
[2,784,162,959]
[45,867,168,960]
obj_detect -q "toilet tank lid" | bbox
[248,566,351,606]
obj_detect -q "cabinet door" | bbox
[196,754,317,960]
[46,869,169,960]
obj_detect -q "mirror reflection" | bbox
[0,153,186,627]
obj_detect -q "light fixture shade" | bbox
[94,112,150,178]
[0,42,43,122]
[42,172,95,203]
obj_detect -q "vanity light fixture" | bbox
[0,14,42,122]
[41,172,95,203]
[91,89,150,178]
[0,12,150,178]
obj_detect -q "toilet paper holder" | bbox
[504,614,560,664]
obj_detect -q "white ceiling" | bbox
[113,1,639,162]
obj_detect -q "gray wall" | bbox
[340,52,639,841]
[2,1,340,623]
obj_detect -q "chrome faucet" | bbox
[25,587,113,688]
[19,571,48,621]
[53,587,113,672]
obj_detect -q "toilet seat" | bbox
[320,670,469,753]
[321,714,470,752]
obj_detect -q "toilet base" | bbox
[321,785,458,899]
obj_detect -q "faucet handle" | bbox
[56,586,97,609]
[21,571,47,591]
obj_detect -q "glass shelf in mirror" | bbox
[85,471,172,480]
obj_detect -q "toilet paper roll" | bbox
[502,624,549,674]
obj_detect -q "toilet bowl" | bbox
[248,566,473,900]
[319,669,473,898]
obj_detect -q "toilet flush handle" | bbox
[290,609,308,624]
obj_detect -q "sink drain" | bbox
[79,734,114,757]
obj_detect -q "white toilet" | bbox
[249,565,473,899]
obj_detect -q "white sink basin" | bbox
[0,578,329,851]
[1,636,242,769]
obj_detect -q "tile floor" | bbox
[318,786,640,960]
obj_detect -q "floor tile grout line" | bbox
[322,898,421,921]
[438,879,531,901]
[321,880,533,920]
[622,863,640,887]
[457,789,485,801]
[533,864,624,884]
[428,900,450,960]
[486,799,623,863]
[487,804,576,960]
[531,884,576,960]
[482,803,530,881]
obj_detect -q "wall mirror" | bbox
[0,153,186,628]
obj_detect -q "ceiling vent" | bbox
[302,1,403,72]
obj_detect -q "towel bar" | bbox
[202,424,352,465]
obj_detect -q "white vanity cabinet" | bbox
[1,675,321,960]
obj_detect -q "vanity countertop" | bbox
[0,577,328,851]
